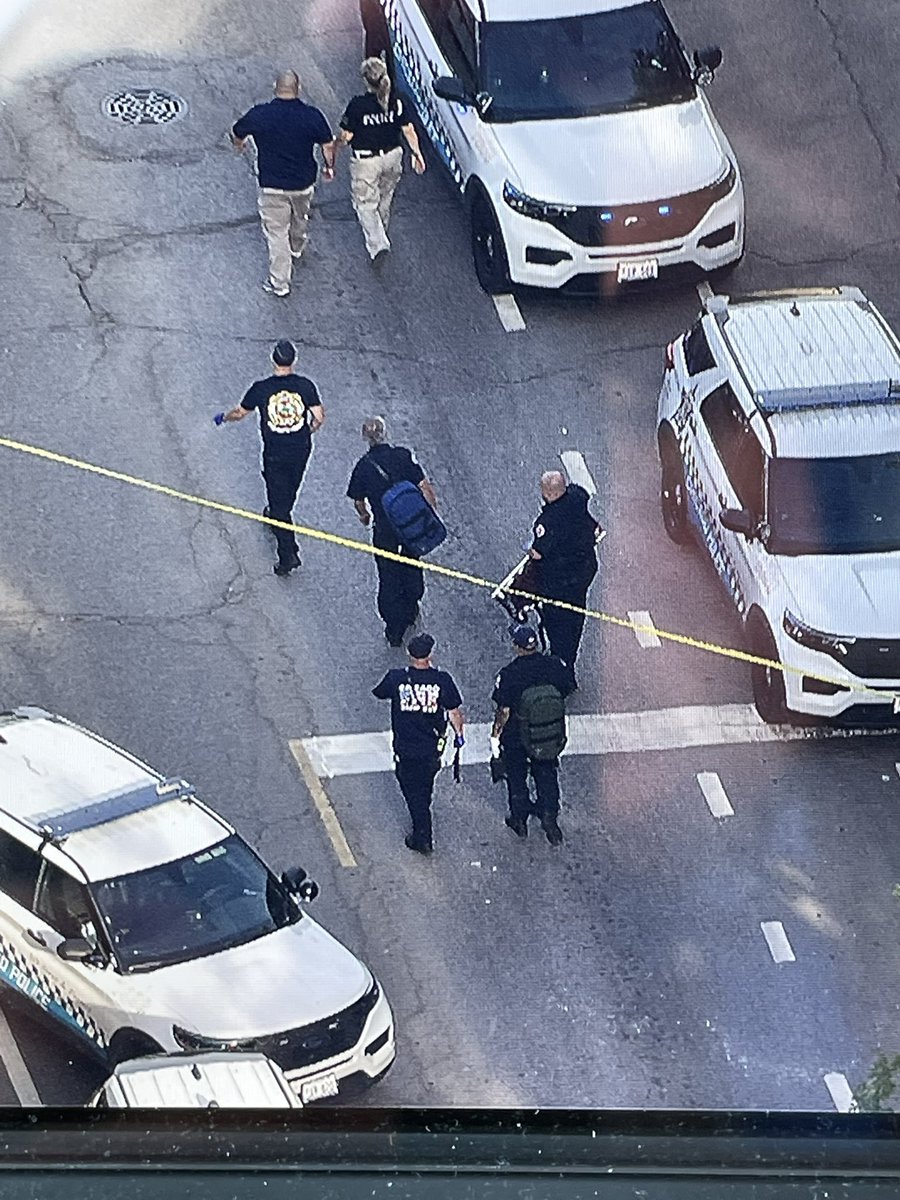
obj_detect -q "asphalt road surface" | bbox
[0,0,899,1108]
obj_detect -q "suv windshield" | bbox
[479,2,694,123]
[768,452,900,555]
[91,836,300,973]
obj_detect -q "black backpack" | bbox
[517,684,567,761]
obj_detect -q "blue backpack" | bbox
[370,459,447,557]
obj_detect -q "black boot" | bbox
[541,817,563,846]
[505,816,528,839]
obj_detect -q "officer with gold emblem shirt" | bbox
[216,339,324,575]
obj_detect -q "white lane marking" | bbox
[696,280,713,303]
[760,921,796,964]
[296,702,900,779]
[492,293,526,332]
[0,1002,40,1105]
[627,610,662,649]
[895,762,900,779]
[824,1072,855,1113]
[697,771,734,818]
[288,740,358,868]
[559,450,597,496]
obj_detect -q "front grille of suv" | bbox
[236,984,379,1072]
[839,639,900,679]
[545,167,736,248]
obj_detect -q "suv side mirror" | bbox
[693,46,723,82]
[57,937,95,962]
[719,507,755,537]
[282,868,319,903]
[432,76,472,106]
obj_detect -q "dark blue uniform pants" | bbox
[541,589,588,676]
[374,524,424,644]
[395,754,440,848]
[263,449,310,567]
[502,740,560,823]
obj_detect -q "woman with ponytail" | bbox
[338,56,426,261]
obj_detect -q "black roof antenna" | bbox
[790,301,801,317]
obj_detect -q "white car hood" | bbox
[139,917,370,1040]
[494,98,727,206]
[779,552,900,637]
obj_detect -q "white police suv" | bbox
[657,287,900,724]
[368,0,744,292]
[0,707,395,1103]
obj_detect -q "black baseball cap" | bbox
[407,633,435,659]
[272,339,296,366]
[510,623,538,650]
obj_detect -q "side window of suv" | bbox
[437,0,477,91]
[419,0,449,39]
[0,829,42,911]
[34,863,94,940]
[683,320,716,375]
[700,383,765,514]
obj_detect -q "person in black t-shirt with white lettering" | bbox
[337,57,425,261]
[373,634,464,855]
[215,340,324,576]
[347,415,438,646]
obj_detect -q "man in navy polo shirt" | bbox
[232,70,337,297]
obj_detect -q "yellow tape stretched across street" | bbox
[0,434,896,706]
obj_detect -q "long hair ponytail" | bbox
[361,55,391,113]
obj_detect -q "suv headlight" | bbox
[502,180,576,222]
[173,1025,254,1053]
[783,610,856,656]
[711,158,737,196]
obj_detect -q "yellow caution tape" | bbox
[0,435,895,705]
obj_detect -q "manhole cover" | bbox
[102,88,186,125]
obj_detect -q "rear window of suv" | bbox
[683,321,716,375]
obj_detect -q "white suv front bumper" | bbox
[777,626,900,720]
[498,180,744,289]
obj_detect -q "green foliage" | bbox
[854,1052,900,1113]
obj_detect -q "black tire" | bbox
[106,1029,165,1069]
[470,187,511,294]
[658,429,691,545]
[749,619,787,724]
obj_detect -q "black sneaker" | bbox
[385,632,404,647]
[505,816,528,839]
[273,555,301,576]
[541,818,563,846]
[405,835,432,855]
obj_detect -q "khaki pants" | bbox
[349,147,403,259]
[257,186,314,292]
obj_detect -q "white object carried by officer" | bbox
[0,707,395,1103]
[370,0,744,292]
[89,1052,302,1108]
[657,286,900,724]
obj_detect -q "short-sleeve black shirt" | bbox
[339,92,408,153]
[232,98,333,190]
[373,667,463,759]
[347,444,425,530]
[240,373,321,460]
[492,652,574,747]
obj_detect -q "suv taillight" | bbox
[664,341,676,372]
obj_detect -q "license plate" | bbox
[301,1073,339,1103]
[617,259,659,283]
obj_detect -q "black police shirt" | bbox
[492,652,574,746]
[347,444,425,531]
[232,99,333,190]
[373,667,463,759]
[240,373,320,460]
[339,92,409,153]
[531,484,600,596]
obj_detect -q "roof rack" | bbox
[757,379,900,413]
[27,777,194,844]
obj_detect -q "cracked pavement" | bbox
[0,0,899,1109]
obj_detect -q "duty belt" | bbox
[352,147,397,158]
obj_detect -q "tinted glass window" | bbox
[480,2,694,123]
[34,863,95,940]
[91,835,300,973]
[437,0,477,90]
[683,321,716,375]
[0,830,41,911]
[419,0,449,37]
[769,452,900,555]
[700,384,765,514]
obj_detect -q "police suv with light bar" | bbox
[657,286,900,723]
[0,708,395,1103]
[365,0,744,292]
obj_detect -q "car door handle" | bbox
[24,929,48,948]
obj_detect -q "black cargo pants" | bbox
[394,754,440,849]
[501,739,560,823]
[262,446,311,567]
[373,523,424,645]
